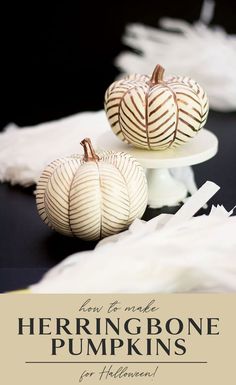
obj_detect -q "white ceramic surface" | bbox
[97,129,218,208]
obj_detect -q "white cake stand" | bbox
[97,129,218,208]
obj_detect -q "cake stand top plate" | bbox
[97,129,218,169]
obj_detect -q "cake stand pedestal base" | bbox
[146,168,187,208]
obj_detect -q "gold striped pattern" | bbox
[105,72,209,150]
[36,151,148,241]
[36,157,79,229]
[100,151,148,224]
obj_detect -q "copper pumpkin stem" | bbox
[81,138,99,162]
[149,64,165,85]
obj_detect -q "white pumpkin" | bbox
[36,138,148,241]
[105,64,209,150]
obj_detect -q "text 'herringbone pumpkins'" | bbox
[36,138,148,241]
[105,64,209,150]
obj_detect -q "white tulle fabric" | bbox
[0,111,109,186]
[116,16,236,111]
[31,182,236,293]
[0,110,197,196]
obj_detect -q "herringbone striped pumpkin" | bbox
[36,138,148,241]
[105,64,209,150]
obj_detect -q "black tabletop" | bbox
[1,110,236,292]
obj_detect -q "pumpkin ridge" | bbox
[46,160,75,235]
[118,84,145,144]
[149,95,172,117]
[120,104,146,132]
[149,121,175,140]
[177,129,193,138]
[130,93,145,119]
[101,155,131,224]
[36,157,68,228]
[56,165,74,193]
[179,117,198,132]
[106,103,120,112]
[179,108,202,124]
[119,125,148,146]
[119,152,146,221]
[119,114,148,139]
[160,83,179,148]
[148,110,175,128]
[98,164,129,237]
[44,195,72,235]
[69,163,101,240]
[175,91,202,107]
[45,191,70,220]
[122,98,146,128]
[95,161,104,239]
[146,83,173,150]
[68,165,81,237]
[145,88,151,149]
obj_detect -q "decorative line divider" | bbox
[25,361,208,364]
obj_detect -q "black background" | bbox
[1,0,236,292]
[1,0,236,129]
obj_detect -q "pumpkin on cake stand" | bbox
[102,64,218,208]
